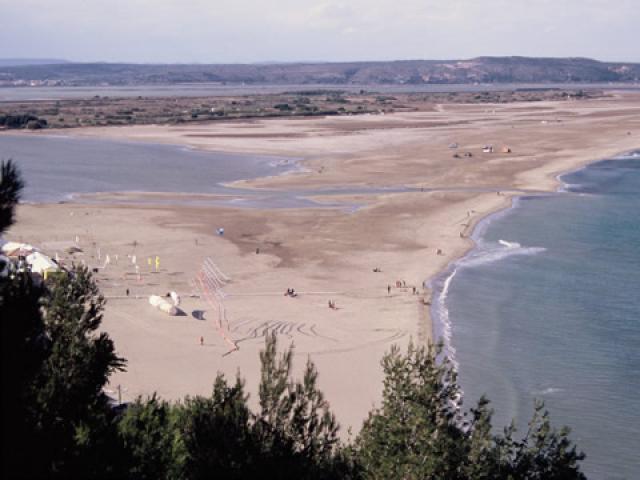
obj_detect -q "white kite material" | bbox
[169,291,181,306]
[149,295,178,316]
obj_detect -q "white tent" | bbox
[1,241,36,257]
[26,251,59,275]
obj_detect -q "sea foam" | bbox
[433,239,546,369]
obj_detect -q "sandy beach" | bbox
[6,92,640,433]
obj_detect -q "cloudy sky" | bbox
[1,0,638,63]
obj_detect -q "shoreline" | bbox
[427,148,639,362]
[426,150,640,479]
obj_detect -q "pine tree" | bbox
[355,341,467,479]
[354,341,586,480]
[117,394,183,480]
[1,161,125,478]
[254,332,340,478]
[0,160,23,233]
[1,159,49,478]
[509,400,586,480]
[177,374,255,479]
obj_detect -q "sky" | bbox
[1,0,638,63]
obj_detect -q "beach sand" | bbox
[7,92,640,433]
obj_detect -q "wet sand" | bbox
[7,92,640,433]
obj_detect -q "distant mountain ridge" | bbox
[0,58,72,67]
[1,57,639,86]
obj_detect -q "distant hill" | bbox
[1,57,639,86]
[0,58,71,67]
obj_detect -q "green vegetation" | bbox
[0,113,48,129]
[0,88,600,130]
[1,162,586,478]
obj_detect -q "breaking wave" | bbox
[461,241,546,269]
[433,240,546,368]
[531,387,563,396]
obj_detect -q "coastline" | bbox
[5,95,640,434]
[427,148,639,357]
[429,150,640,478]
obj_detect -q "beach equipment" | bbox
[26,251,59,275]
[1,241,36,257]
[148,295,179,316]
[195,257,238,354]
[482,145,494,153]
[170,291,181,306]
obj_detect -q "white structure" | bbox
[149,295,179,316]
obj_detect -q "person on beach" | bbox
[200,336,204,346]
[388,284,391,295]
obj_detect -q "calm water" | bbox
[0,134,294,203]
[2,83,639,101]
[432,153,640,479]
[0,135,422,209]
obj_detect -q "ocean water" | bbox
[432,152,640,479]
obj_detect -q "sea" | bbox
[431,152,640,479]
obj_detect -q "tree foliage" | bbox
[1,160,125,478]
[254,333,340,474]
[117,394,183,480]
[0,160,24,234]
[354,342,586,480]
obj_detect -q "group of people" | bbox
[388,282,420,296]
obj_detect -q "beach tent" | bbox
[1,241,36,257]
[26,252,59,275]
